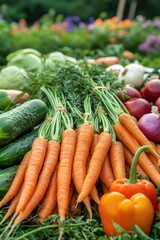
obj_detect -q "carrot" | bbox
[100,154,115,189]
[57,128,77,221]
[72,123,94,218]
[148,154,160,173]
[90,133,99,155]
[14,139,60,224]
[109,141,126,179]
[15,137,48,215]
[150,141,157,150]
[77,131,112,203]
[119,112,160,163]
[0,151,31,208]
[113,122,160,186]
[156,144,160,155]
[0,186,22,225]
[87,134,100,204]
[68,189,81,218]
[68,181,75,207]
[123,146,147,178]
[101,182,109,194]
[38,164,58,224]
[125,163,131,175]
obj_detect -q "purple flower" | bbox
[88,17,95,24]
[142,20,153,28]
[139,35,160,53]
[65,16,80,23]
[139,42,154,53]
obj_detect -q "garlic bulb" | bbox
[118,63,145,87]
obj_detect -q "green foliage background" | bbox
[0,0,159,24]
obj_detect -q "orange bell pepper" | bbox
[98,191,154,236]
[110,146,158,210]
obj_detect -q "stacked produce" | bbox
[0,49,159,239]
[0,79,159,239]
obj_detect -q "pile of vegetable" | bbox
[0,48,159,239]
[0,77,160,239]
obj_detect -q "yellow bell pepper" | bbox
[98,191,154,236]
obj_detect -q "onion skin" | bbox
[143,79,160,102]
[138,113,160,143]
[117,86,142,102]
[124,98,151,120]
[155,97,160,112]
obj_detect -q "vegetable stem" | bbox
[128,146,151,184]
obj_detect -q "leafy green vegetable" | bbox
[0,66,28,90]
[44,51,77,70]
[6,49,42,72]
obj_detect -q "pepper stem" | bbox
[128,146,150,184]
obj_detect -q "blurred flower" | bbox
[139,35,160,53]
[153,19,160,28]
[65,15,80,24]
[136,15,146,22]
[19,19,26,27]
[32,21,40,31]
[142,20,153,28]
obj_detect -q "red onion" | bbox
[143,79,160,102]
[138,112,160,143]
[155,97,160,112]
[117,86,142,102]
[124,98,151,120]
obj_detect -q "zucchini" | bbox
[0,90,12,111]
[0,127,39,167]
[0,99,47,146]
[0,165,18,199]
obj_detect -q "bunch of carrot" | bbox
[0,87,160,239]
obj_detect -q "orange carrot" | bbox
[101,182,109,194]
[15,137,47,215]
[90,133,99,156]
[68,181,75,207]
[77,131,112,203]
[119,112,160,163]
[87,134,100,204]
[156,144,160,155]
[148,154,160,173]
[125,163,131,175]
[72,123,94,218]
[0,151,30,208]
[14,139,60,223]
[100,154,115,189]
[57,128,77,221]
[38,164,58,224]
[150,141,157,150]
[0,186,22,225]
[68,189,82,218]
[109,141,126,179]
[113,122,160,186]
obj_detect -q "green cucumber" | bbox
[0,90,12,111]
[0,99,47,146]
[0,165,18,199]
[0,127,39,167]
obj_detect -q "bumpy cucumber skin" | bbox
[0,165,18,199]
[0,99,47,146]
[0,128,38,167]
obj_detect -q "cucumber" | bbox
[0,90,12,111]
[0,99,47,146]
[0,127,39,167]
[0,165,18,199]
